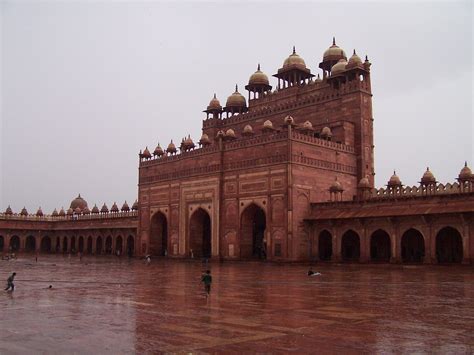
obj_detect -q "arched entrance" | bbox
[150,212,168,256]
[96,236,103,255]
[240,204,266,259]
[78,237,84,253]
[189,208,212,259]
[105,236,112,254]
[0,236,3,252]
[87,237,93,254]
[126,235,134,257]
[71,236,76,253]
[370,229,391,262]
[25,235,36,252]
[341,230,360,262]
[401,229,425,263]
[318,230,332,261]
[10,235,20,252]
[55,238,61,252]
[62,237,68,253]
[116,236,123,255]
[41,236,52,253]
[436,227,463,263]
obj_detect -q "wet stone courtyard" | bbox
[0,256,473,353]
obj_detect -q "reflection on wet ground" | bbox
[0,256,473,353]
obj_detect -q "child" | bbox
[201,270,212,297]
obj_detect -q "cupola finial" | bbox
[292,46,296,54]
[332,37,336,45]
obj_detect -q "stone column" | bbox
[332,230,341,262]
[360,225,369,263]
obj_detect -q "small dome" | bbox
[5,205,13,215]
[59,207,66,216]
[263,120,274,129]
[111,202,119,213]
[207,94,222,111]
[184,135,195,149]
[142,146,152,159]
[331,57,348,76]
[458,162,472,180]
[121,201,130,212]
[70,194,88,212]
[74,207,81,215]
[302,121,314,130]
[226,85,247,108]
[346,49,362,69]
[91,204,100,214]
[67,208,74,216]
[20,207,28,216]
[36,207,44,217]
[283,47,307,70]
[323,37,347,62]
[388,171,402,187]
[248,64,269,85]
[199,133,211,146]
[320,126,332,138]
[242,124,254,135]
[421,167,436,185]
[131,200,138,211]
[52,208,58,217]
[216,130,225,139]
[166,140,177,154]
[283,115,295,125]
[329,178,343,192]
[225,129,236,138]
[358,177,370,189]
[100,203,109,213]
[153,143,164,157]
[82,206,91,214]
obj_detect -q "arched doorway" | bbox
[0,236,4,252]
[55,238,61,252]
[78,237,84,253]
[96,236,103,255]
[436,227,463,263]
[116,236,123,255]
[341,230,360,262]
[150,212,168,256]
[189,208,212,259]
[126,235,134,257]
[62,237,68,253]
[87,237,93,254]
[41,236,52,253]
[71,236,76,253]
[318,230,332,261]
[105,236,112,254]
[25,235,36,252]
[401,229,425,263]
[240,204,266,259]
[10,235,20,252]
[370,229,391,262]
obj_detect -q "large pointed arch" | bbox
[240,203,267,259]
[401,228,425,263]
[318,230,332,261]
[436,226,463,263]
[189,208,212,259]
[341,230,360,262]
[370,229,391,262]
[150,211,168,256]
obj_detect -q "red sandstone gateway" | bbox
[1,40,473,263]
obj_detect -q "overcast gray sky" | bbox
[1,1,472,213]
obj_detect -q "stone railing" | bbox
[0,210,138,222]
[291,131,354,153]
[372,182,466,198]
[140,145,219,167]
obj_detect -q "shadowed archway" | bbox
[436,227,463,263]
[10,235,20,252]
[116,236,123,255]
[0,236,4,252]
[62,237,68,253]
[341,230,360,262]
[150,212,168,256]
[96,236,103,255]
[87,236,93,254]
[41,236,52,253]
[25,235,36,252]
[105,236,112,254]
[401,229,425,263]
[78,237,84,253]
[318,230,332,261]
[370,229,391,262]
[189,208,211,259]
[240,204,266,259]
[127,235,134,257]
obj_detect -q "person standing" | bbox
[5,272,16,291]
[201,270,212,297]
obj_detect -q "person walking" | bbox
[5,272,16,292]
[201,270,212,297]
